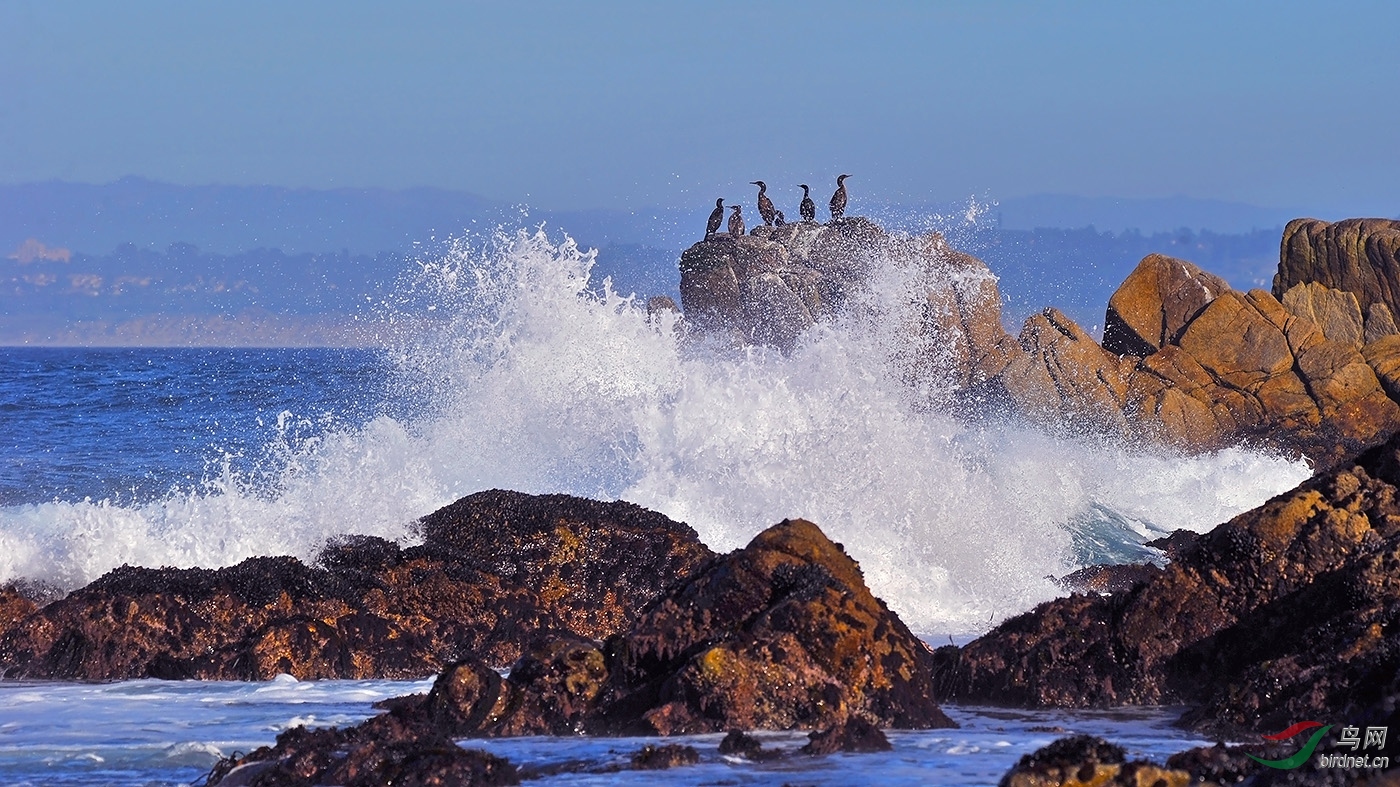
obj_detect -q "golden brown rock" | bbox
[1161,288,1400,464]
[1275,217,1400,316]
[1102,253,1232,357]
[996,308,1133,433]
[1365,334,1400,400]
[1365,301,1400,343]
[1281,281,1365,348]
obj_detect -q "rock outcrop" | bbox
[997,735,1196,787]
[678,218,884,352]
[390,518,955,737]
[678,218,1400,466]
[934,430,1400,737]
[1275,217,1400,320]
[592,518,955,734]
[204,517,953,784]
[202,712,520,787]
[0,491,712,680]
[1102,252,1232,357]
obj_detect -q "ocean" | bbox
[0,228,1307,783]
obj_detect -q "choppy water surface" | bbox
[0,677,1214,786]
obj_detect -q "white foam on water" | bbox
[0,225,1310,636]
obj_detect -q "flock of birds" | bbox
[704,174,850,239]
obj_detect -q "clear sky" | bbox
[3,1,1397,216]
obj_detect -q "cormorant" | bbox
[798,184,816,222]
[829,174,850,220]
[774,210,786,226]
[728,204,745,237]
[705,198,725,240]
[751,181,777,226]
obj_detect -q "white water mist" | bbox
[0,226,1309,635]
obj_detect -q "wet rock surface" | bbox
[590,517,956,735]
[370,517,956,737]
[0,490,712,680]
[203,517,950,783]
[936,430,1400,738]
[628,743,700,770]
[201,715,520,787]
[998,735,1196,787]
[415,490,715,642]
[798,715,892,754]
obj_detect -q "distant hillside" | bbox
[0,239,681,346]
[0,177,703,257]
[0,179,1305,344]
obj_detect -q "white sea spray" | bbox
[0,226,1309,636]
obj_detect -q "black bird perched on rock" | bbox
[798,184,816,222]
[705,198,724,239]
[728,204,745,236]
[751,181,777,226]
[774,209,786,226]
[829,174,850,220]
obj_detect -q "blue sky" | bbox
[3,1,1397,216]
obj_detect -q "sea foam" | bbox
[0,226,1309,635]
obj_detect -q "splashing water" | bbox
[0,227,1309,635]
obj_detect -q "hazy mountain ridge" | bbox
[0,179,1311,344]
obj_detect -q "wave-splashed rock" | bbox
[678,218,881,352]
[998,735,1197,787]
[677,216,1400,465]
[394,518,954,737]
[202,715,519,787]
[935,430,1400,737]
[414,490,714,641]
[204,517,948,783]
[591,518,955,735]
[0,491,712,680]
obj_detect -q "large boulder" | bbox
[994,307,1135,433]
[935,430,1400,737]
[1275,217,1400,319]
[1102,253,1232,357]
[592,518,956,734]
[0,491,712,680]
[375,517,957,738]
[679,217,1014,372]
[678,232,819,352]
[1124,288,1400,465]
[414,491,714,641]
[997,735,1196,787]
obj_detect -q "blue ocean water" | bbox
[0,347,385,507]
[0,677,1214,786]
